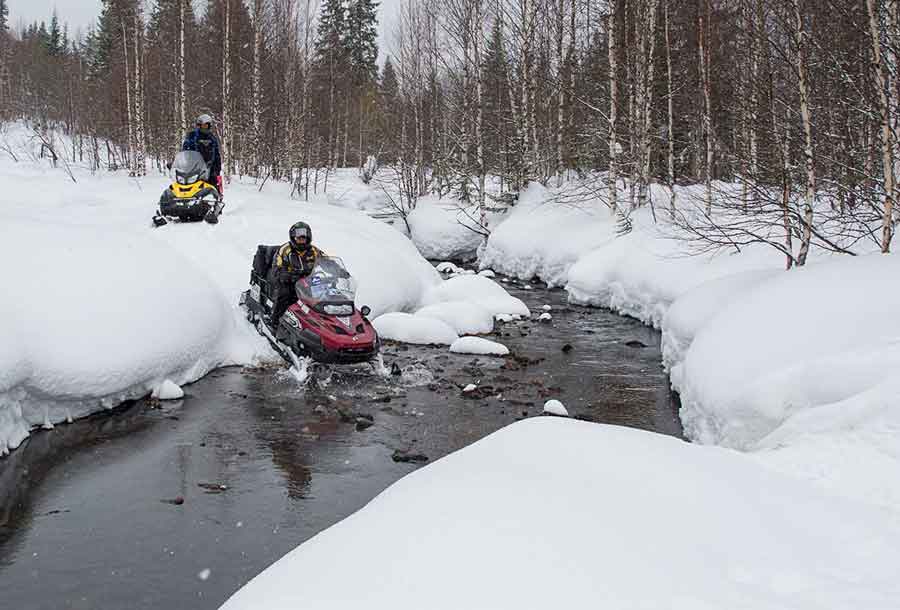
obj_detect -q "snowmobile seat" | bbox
[252,245,280,285]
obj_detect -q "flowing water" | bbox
[0,276,681,609]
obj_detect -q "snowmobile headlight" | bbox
[323,304,353,316]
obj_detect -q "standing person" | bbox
[182,113,223,194]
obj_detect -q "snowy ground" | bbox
[0,125,524,454]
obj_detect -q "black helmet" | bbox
[290,221,312,250]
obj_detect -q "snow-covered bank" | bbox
[475,179,900,519]
[221,418,900,610]
[670,254,900,514]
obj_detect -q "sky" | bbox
[9,1,401,60]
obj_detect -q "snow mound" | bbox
[542,399,568,416]
[449,337,509,356]
[477,269,495,278]
[407,201,484,261]
[662,269,777,372]
[538,313,552,322]
[480,183,619,287]
[676,254,900,449]
[415,301,495,335]
[372,313,458,346]
[423,274,529,318]
[221,418,900,610]
[152,380,185,400]
[435,261,462,274]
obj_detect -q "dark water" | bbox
[0,279,681,610]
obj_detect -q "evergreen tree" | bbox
[345,0,379,83]
[314,0,347,65]
[47,11,64,56]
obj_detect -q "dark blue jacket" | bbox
[182,129,221,181]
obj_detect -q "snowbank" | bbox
[480,183,621,286]
[661,269,777,371]
[406,199,485,261]
[372,313,458,345]
[221,418,900,610]
[675,254,900,446]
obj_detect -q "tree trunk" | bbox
[793,0,815,266]
[868,0,895,253]
[608,8,618,213]
[665,0,676,216]
[699,0,713,214]
[222,0,231,179]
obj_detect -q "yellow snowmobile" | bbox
[152,150,223,227]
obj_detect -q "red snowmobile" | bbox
[240,246,380,365]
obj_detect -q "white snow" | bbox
[476,269,495,278]
[538,313,552,322]
[462,383,478,393]
[449,336,509,356]
[661,269,777,372]
[221,418,900,610]
[414,301,495,335]
[152,380,185,401]
[406,199,485,261]
[542,399,568,416]
[371,312,458,346]
[435,261,462,274]
[480,183,621,287]
[422,274,530,318]
[541,304,552,311]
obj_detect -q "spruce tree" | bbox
[47,11,63,56]
[345,0,379,83]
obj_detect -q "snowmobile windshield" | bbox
[172,151,209,184]
[296,256,357,315]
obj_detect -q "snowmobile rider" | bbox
[182,113,223,194]
[268,221,325,327]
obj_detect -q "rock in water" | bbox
[391,450,429,463]
[538,313,552,323]
[625,340,648,349]
[152,379,184,400]
[543,399,569,417]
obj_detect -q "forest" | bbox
[2,0,900,263]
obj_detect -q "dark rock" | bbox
[561,343,573,353]
[625,340,648,349]
[390,363,402,376]
[355,417,375,431]
[161,496,185,506]
[198,483,228,494]
[392,450,429,463]
[371,395,392,403]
